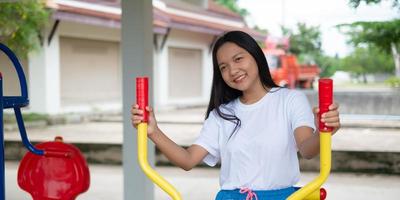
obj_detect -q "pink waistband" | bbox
[240,187,259,200]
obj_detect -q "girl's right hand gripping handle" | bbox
[287,78,332,200]
[136,77,182,200]
[319,79,333,132]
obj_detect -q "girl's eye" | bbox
[219,66,226,71]
[235,57,243,62]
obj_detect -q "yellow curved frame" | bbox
[137,123,182,200]
[287,132,332,200]
[137,123,330,200]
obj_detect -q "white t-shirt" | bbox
[194,88,316,190]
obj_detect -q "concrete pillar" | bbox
[28,30,60,114]
[122,0,154,200]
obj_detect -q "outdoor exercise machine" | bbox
[288,78,332,200]
[136,77,182,199]
[136,77,333,200]
[0,43,90,200]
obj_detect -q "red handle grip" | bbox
[136,77,149,123]
[318,79,333,132]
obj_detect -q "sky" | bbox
[237,0,399,57]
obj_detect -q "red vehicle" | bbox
[263,38,320,89]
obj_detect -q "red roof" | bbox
[49,0,266,41]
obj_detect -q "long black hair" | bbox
[205,30,279,136]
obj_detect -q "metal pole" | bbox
[287,79,333,200]
[0,72,5,200]
[122,0,154,199]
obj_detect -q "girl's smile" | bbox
[233,73,247,83]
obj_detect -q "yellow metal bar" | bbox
[287,132,332,200]
[302,189,321,200]
[137,123,182,200]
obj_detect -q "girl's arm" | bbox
[294,103,340,159]
[131,105,208,171]
[149,129,208,171]
[294,127,320,159]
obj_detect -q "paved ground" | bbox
[5,161,400,200]
[3,107,400,199]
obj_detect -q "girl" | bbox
[131,31,340,200]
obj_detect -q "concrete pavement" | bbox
[5,161,400,200]
[3,105,400,198]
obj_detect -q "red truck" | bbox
[263,45,320,89]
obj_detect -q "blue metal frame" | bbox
[1,73,5,200]
[0,43,45,200]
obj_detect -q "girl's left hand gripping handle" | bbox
[135,77,182,200]
[136,77,149,123]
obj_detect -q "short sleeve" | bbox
[288,91,316,133]
[194,111,220,166]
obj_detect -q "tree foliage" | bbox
[215,0,249,17]
[314,54,341,78]
[280,23,341,77]
[349,0,400,9]
[340,0,400,77]
[215,0,269,39]
[338,20,400,54]
[282,23,322,57]
[0,1,50,58]
[339,45,395,82]
[253,25,268,35]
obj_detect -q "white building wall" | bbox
[156,29,214,108]
[5,19,217,114]
[59,37,121,112]
[28,29,61,114]
[58,21,122,113]
[155,36,169,108]
[153,39,161,108]
[58,21,120,42]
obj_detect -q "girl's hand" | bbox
[313,103,341,135]
[131,104,160,136]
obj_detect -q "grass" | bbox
[3,113,48,124]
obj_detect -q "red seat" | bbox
[18,137,90,200]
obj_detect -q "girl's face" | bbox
[216,42,261,93]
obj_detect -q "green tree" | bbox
[339,0,400,77]
[281,23,339,77]
[314,54,341,78]
[253,25,268,35]
[0,1,50,58]
[339,45,395,83]
[215,0,269,38]
[281,23,340,77]
[215,0,249,17]
[282,23,322,57]
[338,20,400,77]
[349,0,399,9]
